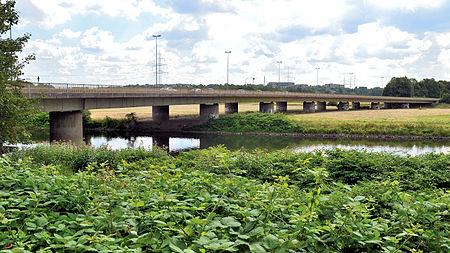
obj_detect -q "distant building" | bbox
[267,82,296,89]
[297,84,309,88]
[324,83,345,89]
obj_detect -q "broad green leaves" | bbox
[1,146,449,251]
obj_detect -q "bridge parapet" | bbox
[23,82,440,105]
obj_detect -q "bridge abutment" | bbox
[303,101,316,113]
[50,110,83,145]
[276,101,287,112]
[371,102,380,110]
[316,101,326,112]
[152,105,170,121]
[338,102,350,111]
[352,102,360,110]
[200,103,219,120]
[259,102,274,113]
[225,103,238,114]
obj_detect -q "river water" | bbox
[29,130,449,156]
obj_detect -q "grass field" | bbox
[90,103,289,119]
[90,103,449,123]
[292,108,450,121]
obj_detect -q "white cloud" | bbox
[22,0,170,29]
[365,0,446,11]
[80,27,115,51]
[18,0,450,87]
[58,29,82,39]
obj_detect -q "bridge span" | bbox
[24,83,440,144]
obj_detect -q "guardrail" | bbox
[21,82,439,103]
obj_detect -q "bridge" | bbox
[24,83,440,145]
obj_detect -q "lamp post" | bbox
[245,77,255,85]
[277,61,282,84]
[225,51,231,84]
[153,34,161,85]
[315,67,320,86]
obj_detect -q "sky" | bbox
[8,0,450,87]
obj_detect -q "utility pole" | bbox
[348,73,354,89]
[225,51,231,84]
[315,67,320,86]
[277,61,282,84]
[153,34,161,85]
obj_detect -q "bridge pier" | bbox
[153,136,170,150]
[225,103,238,114]
[316,101,326,112]
[352,102,360,110]
[200,103,219,121]
[50,110,83,145]
[276,101,287,112]
[371,102,380,110]
[303,101,316,113]
[152,105,170,121]
[259,102,274,113]
[338,102,349,111]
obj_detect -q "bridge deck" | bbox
[23,83,439,112]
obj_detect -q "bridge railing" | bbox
[21,82,439,103]
[22,82,295,98]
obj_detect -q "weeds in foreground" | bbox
[1,146,449,252]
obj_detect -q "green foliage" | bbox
[0,1,35,152]
[84,113,138,130]
[441,93,450,103]
[202,112,449,137]
[1,146,449,251]
[25,112,49,127]
[206,113,305,133]
[382,77,414,97]
[383,77,449,98]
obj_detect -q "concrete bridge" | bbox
[24,83,440,144]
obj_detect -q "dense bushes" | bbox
[1,145,449,251]
[207,113,304,133]
[26,110,137,130]
[204,112,449,137]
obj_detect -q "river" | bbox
[29,130,449,156]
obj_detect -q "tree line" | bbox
[382,77,449,101]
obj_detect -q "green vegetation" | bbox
[84,111,137,130]
[204,112,450,137]
[383,77,449,99]
[1,145,449,252]
[26,110,138,130]
[0,0,35,153]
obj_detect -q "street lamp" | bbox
[153,34,161,85]
[277,61,282,84]
[315,67,320,86]
[225,51,231,84]
[245,77,255,85]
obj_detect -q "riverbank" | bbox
[2,145,448,251]
[200,110,450,138]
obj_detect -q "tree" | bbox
[0,0,35,153]
[382,77,413,97]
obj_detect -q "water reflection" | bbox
[29,130,449,156]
